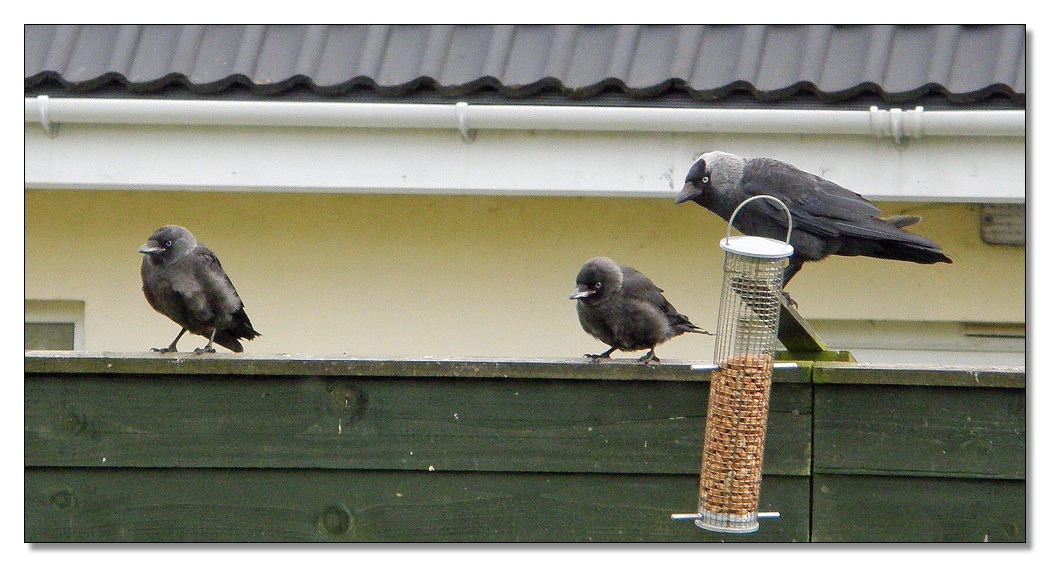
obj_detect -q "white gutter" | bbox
[25,96,1024,141]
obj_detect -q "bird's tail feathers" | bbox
[885,241,954,265]
[840,218,952,265]
[232,307,262,340]
[210,308,261,352]
[213,332,245,353]
[883,215,922,228]
[866,229,953,265]
[674,315,714,336]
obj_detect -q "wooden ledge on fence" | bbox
[24,350,1023,386]
[24,350,812,382]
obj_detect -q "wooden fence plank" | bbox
[811,474,1026,542]
[26,468,809,542]
[25,373,812,476]
[813,384,1025,479]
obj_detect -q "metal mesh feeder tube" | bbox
[698,195,793,534]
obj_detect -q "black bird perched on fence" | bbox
[138,225,260,354]
[570,257,711,364]
[674,151,952,288]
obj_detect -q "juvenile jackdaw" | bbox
[570,257,711,364]
[674,151,952,288]
[139,225,260,354]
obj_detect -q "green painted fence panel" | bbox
[813,383,1025,479]
[811,474,1026,542]
[25,353,1026,542]
[26,468,809,542]
[25,371,811,476]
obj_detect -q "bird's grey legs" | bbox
[637,349,660,364]
[585,347,662,364]
[151,328,187,353]
[781,260,803,308]
[585,347,617,361]
[194,328,218,355]
[151,327,219,354]
[783,259,802,286]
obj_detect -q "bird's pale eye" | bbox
[702,176,710,184]
[164,240,173,248]
[595,282,603,289]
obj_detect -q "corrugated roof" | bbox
[25,24,1026,108]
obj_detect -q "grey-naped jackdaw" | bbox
[570,257,711,364]
[139,225,260,354]
[674,151,952,288]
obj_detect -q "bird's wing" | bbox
[197,246,260,339]
[165,266,213,325]
[197,246,245,300]
[620,267,678,316]
[172,247,242,323]
[619,267,704,338]
[740,158,887,239]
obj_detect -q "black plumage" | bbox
[674,151,952,287]
[570,257,711,363]
[138,225,260,354]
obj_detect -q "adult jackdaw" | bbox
[674,151,952,287]
[139,225,260,354]
[570,257,711,364]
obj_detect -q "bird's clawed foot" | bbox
[781,291,798,309]
[585,347,617,363]
[194,329,219,355]
[637,350,660,364]
[152,329,187,354]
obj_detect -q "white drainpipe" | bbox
[25,96,1024,142]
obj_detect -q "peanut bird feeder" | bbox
[673,195,794,534]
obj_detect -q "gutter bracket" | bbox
[455,102,476,143]
[907,106,925,140]
[36,95,57,138]
[869,106,926,145]
[889,107,903,144]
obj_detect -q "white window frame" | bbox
[24,300,86,350]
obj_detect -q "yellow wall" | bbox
[25,190,1024,360]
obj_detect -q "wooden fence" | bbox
[24,352,1025,542]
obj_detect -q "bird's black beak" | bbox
[138,242,163,255]
[569,286,594,300]
[674,182,702,205]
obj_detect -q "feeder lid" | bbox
[720,235,794,259]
